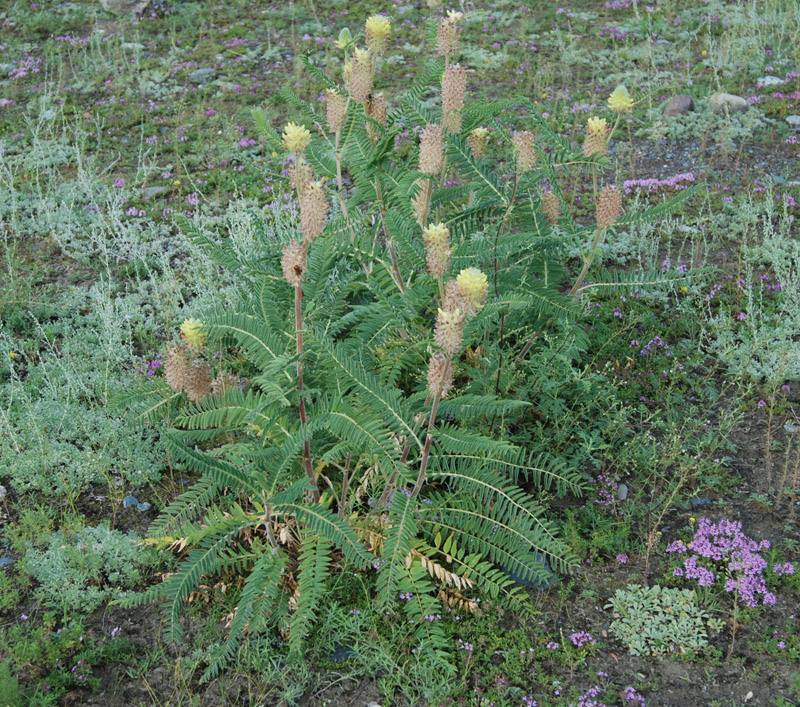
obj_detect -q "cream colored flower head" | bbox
[423,222,449,243]
[180,318,206,351]
[587,116,608,135]
[365,14,391,54]
[282,122,311,153]
[457,268,488,312]
[607,85,634,112]
[353,46,371,64]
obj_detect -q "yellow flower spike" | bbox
[365,14,391,55]
[608,84,634,112]
[457,267,488,313]
[180,318,207,351]
[281,122,311,153]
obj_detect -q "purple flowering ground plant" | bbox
[666,518,787,608]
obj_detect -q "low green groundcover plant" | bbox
[606,584,723,657]
[121,10,695,679]
[24,524,154,614]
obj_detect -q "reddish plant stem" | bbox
[339,453,352,517]
[295,284,320,503]
[411,391,442,499]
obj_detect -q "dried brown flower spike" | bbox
[368,93,387,126]
[418,124,444,175]
[423,222,451,278]
[582,117,609,158]
[541,191,560,225]
[437,10,463,58]
[511,130,537,173]
[442,63,466,133]
[326,89,348,134]
[288,156,313,192]
[596,185,622,230]
[300,178,329,243]
[184,359,212,402]
[412,178,432,225]
[434,307,465,356]
[165,344,190,394]
[346,47,373,105]
[442,279,466,313]
[467,127,489,159]
[281,239,307,287]
[426,353,454,397]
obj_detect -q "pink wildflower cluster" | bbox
[622,686,647,705]
[667,518,785,607]
[623,172,695,194]
[569,631,596,648]
[573,685,608,707]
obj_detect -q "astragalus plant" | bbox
[123,11,695,678]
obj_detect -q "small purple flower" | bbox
[569,631,595,648]
[758,400,766,408]
[616,553,628,564]
[546,640,559,650]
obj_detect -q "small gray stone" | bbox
[142,186,167,197]
[121,42,145,51]
[617,483,628,501]
[189,68,216,84]
[710,92,748,114]
[757,76,785,89]
[662,94,694,119]
[786,115,800,130]
[100,0,149,13]
[689,497,713,508]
